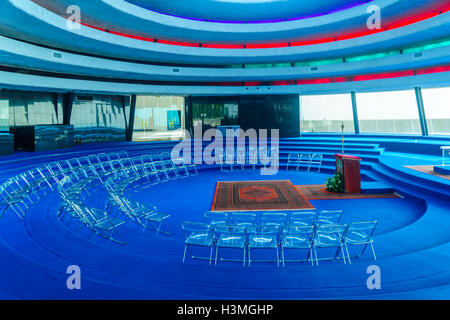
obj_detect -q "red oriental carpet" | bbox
[211,180,314,211]
[296,185,401,200]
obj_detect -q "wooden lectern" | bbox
[335,154,362,193]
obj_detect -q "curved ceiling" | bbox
[29,0,449,44]
[0,0,449,94]
[125,0,372,23]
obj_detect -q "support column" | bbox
[126,94,136,141]
[415,87,428,136]
[62,92,75,125]
[351,91,360,134]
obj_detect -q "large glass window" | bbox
[192,101,238,131]
[7,91,61,126]
[300,94,354,133]
[133,95,185,141]
[71,95,127,142]
[356,90,421,134]
[422,87,450,135]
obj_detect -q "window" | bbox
[356,90,421,134]
[7,91,61,126]
[71,95,128,142]
[133,95,185,141]
[300,94,354,133]
[422,87,450,135]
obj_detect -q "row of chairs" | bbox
[104,171,171,235]
[220,146,278,172]
[182,210,377,266]
[55,151,182,242]
[286,153,323,172]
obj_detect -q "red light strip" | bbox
[202,65,450,86]
[73,5,450,49]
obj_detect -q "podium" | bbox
[335,154,362,193]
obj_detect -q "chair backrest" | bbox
[160,152,172,161]
[314,223,348,241]
[283,225,315,239]
[214,224,246,236]
[261,212,287,227]
[150,153,162,162]
[247,225,279,237]
[346,221,377,242]
[230,212,256,227]
[289,211,316,226]
[181,222,211,239]
[287,153,299,162]
[316,210,343,225]
[204,211,229,226]
[310,154,323,164]
[87,154,100,166]
[299,153,311,162]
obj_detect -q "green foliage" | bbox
[325,172,345,193]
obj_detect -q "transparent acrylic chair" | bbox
[286,153,299,170]
[298,153,312,171]
[215,225,247,266]
[182,222,214,264]
[309,154,323,172]
[248,146,258,169]
[289,211,317,226]
[281,225,315,266]
[344,220,378,263]
[247,225,280,266]
[236,147,246,170]
[313,224,348,265]
[204,211,229,228]
[315,210,343,225]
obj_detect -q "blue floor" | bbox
[0,137,449,299]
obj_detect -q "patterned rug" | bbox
[211,180,314,211]
[296,185,401,200]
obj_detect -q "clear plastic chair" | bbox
[286,153,299,170]
[230,212,256,229]
[316,210,343,225]
[236,147,246,170]
[182,222,214,264]
[215,225,247,266]
[0,178,32,220]
[344,221,378,263]
[247,225,279,266]
[204,211,229,227]
[281,225,315,266]
[298,153,312,171]
[313,224,348,265]
[289,211,317,226]
[309,154,323,172]
[69,201,126,245]
[248,146,258,169]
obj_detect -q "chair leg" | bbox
[243,247,246,267]
[276,246,279,267]
[183,245,187,263]
[345,244,351,264]
[340,246,346,264]
[281,246,285,267]
[314,245,319,266]
[215,246,219,265]
[370,242,377,261]
[209,246,213,265]
[248,247,251,267]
